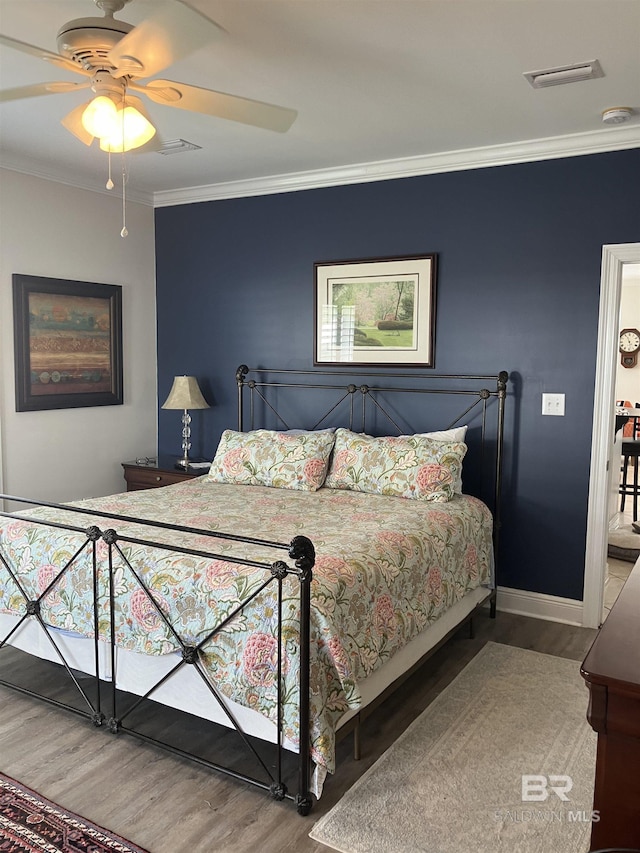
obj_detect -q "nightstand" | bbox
[122,457,209,491]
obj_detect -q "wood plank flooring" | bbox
[0,611,597,853]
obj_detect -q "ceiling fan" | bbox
[0,0,298,153]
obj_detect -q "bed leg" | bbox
[295,794,313,816]
[353,716,361,761]
[490,591,497,619]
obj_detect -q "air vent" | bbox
[156,139,202,155]
[523,59,604,89]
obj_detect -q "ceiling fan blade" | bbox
[0,34,89,77]
[60,102,95,147]
[136,79,298,133]
[0,81,91,103]
[108,2,225,80]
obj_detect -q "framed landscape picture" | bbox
[314,254,437,367]
[13,274,123,412]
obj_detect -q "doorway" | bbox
[584,243,640,628]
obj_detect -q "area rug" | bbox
[310,642,596,853]
[0,774,149,853]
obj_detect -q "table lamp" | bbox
[161,375,209,468]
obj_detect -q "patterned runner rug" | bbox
[0,774,149,853]
[310,642,597,853]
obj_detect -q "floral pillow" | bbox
[207,428,336,491]
[324,428,466,502]
[405,426,468,493]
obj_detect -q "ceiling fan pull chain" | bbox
[120,152,128,238]
[106,149,114,191]
[119,96,128,238]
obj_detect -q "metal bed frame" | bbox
[0,365,508,815]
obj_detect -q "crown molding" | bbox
[0,159,154,206]
[153,124,640,208]
[2,125,638,209]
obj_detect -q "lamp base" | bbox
[174,455,208,470]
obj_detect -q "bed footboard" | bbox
[0,498,315,815]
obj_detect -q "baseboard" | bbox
[493,585,584,626]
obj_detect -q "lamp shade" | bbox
[162,376,209,410]
[99,101,156,152]
[82,95,118,138]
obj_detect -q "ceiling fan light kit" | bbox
[75,70,156,152]
[82,94,117,136]
[98,102,156,152]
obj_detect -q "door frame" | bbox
[583,242,640,628]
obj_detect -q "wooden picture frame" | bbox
[13,273,123,412]
[314,254,437,367]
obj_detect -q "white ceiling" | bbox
[1,0,639,206]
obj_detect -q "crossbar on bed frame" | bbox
[0,499,315,815]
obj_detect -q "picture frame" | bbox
[13,273,123,412]
[314,254,437,367]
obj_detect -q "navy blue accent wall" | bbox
[155,149,639,601]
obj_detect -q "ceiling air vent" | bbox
[156,139,202,155]
[523,59,604,89]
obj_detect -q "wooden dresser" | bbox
[122,457,208,491]
[581,557,640,849]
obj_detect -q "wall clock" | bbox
[619,327,640,368]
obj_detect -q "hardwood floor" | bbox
[0,611,597,853]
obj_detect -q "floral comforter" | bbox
[0,479,493,773]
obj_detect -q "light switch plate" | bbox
[542,393,565,416]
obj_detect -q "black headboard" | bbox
[235,364,508,547]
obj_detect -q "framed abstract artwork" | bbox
[13,273,123,411]
[314,254,437,367]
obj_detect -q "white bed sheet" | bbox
[0,584,488,795]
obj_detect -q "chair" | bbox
[617,399,635,438]
[620,438,640,522]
